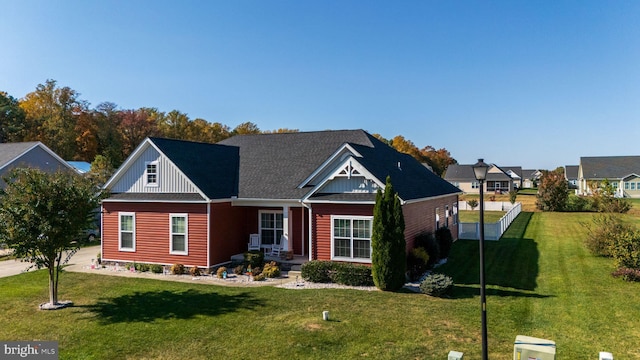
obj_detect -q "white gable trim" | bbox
[104,138,210,201]
[301,156,385,203]
[297,143,363,189]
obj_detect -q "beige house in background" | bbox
[578,156,640,198]
[445,163,515,194]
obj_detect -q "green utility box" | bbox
[513,335,556,360]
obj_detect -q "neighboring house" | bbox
[564,165,579,189]
[502,166,523,189]
[101,130,462,269]
[521,169,541,189]
[578,156,640,198]
[0,141,76,187]
[444,163,515,194]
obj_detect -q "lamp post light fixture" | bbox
[472,158,489,360]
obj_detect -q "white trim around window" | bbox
[119,212,136,252]
[145,160,159,187]
[330,215,373,263]
[170,213,188,255]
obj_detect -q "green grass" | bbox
[458,210,506,223]
[1,212,640,358]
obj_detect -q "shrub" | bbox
[329,262,374,286]
[233,265,244,275]
[301,261,373,286]
[467,199,478,210]
[134,263,150,272]
[609,227,640,270]
[301,261,334,283]
[253,273,266,281]
[612,268,640,282]
[407,247,430,281]
[583,214,630,257]
[415,232,439,266]
[244,251,264,269]
[190,266,202,277]
[419,273,454,297]
[262,261,281,278]
[435,227,453,259]
[150,264,163,274]
[216,266,227,278]
[509,190,518,204]
[171,263,185,275]
[565,195,594,212]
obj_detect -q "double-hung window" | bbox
[119,212,135,251]
[260,211,283,246]
[332,216,372,262]
[145,161,159,187]
[170,214,188,255]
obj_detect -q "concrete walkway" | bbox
[0,245,299,287]
[0,245,99,278]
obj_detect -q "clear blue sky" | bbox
[2,1,640,170]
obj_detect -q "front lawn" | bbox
[1,211,639,358]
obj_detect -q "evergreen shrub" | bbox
[419,273,454,297]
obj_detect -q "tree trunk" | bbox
[48,265,57,305]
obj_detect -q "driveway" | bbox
[0,245,100,278]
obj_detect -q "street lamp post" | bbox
[472,158,489,360]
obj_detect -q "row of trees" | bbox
[1,79,457,177]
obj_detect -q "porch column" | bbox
[282,205,290,251]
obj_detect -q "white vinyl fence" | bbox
[458,202,522,241]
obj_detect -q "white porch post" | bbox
[282,205,290,251]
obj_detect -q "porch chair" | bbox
[266,243,281,258]
[248,233,261,251]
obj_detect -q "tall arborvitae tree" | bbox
[371,176,406,291]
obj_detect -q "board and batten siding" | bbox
[102,202,208,267]
[110,145,200,194]
[311,204,373,261]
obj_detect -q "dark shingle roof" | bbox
[0,142,40,169]
[149,137,239,199]
[565,165,579,180]
[444,164,511,181]
[580,156,640,179]
[502,166,523,178]
[219,130,460,201]
[444,164,475,181]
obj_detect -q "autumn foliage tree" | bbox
[3,80,458,174]
[536,168,568,211]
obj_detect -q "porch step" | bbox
[287,270,302,278]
